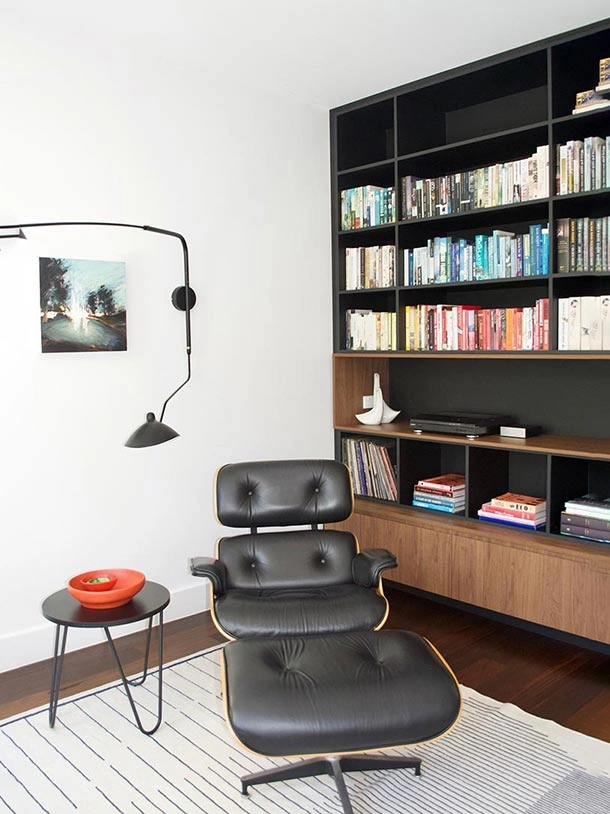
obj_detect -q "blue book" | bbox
[529,224,542,275]
[474,234,485,279]
[413,499,464,513]
[541,225,549,275]
[478,512,544,529]
[413,490,463,506]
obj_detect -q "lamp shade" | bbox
[125,412,179,448]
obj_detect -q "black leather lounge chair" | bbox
[190,458,397,639]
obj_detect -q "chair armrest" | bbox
[189,557,227,595]
[352,548,397,588]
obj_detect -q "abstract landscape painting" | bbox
[39,257,127,352]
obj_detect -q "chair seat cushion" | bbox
[215,584,387,638]
[223,630,461,756]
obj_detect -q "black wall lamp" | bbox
[0,221,196,448]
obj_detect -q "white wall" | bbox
[0,32,333,671]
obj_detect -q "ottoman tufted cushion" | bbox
[222,629,461,757]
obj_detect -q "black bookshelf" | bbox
[331,17,610,549]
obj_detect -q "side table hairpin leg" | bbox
[49,625,68,727]
[103,611,164,735]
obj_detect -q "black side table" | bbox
[41,581,170,735]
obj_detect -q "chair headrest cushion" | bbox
[216,459,353,528]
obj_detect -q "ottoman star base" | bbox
[241,754,421,814]
[222,629,461,814]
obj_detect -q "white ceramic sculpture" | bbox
[355,373,401,425]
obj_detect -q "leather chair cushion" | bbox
[219,530,358,590]
[216,459,353,528]
[223,630,461,756]
[215,584,387,638]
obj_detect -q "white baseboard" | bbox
[0,584,208,674]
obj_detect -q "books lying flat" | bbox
[561,524,610,543]
[572,89,610,114]
[477,510,545,529]
[413,499,464,514]
[480,501,545,521]
[413,489,464,507]
[563,494,610,520]
[490,492,546,512]
[416,473,465,492]
[561,512,610,532]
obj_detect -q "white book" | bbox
[567,297,581,350]
[601,296,610,350]
[559,144,568,195]
[580,296,601,351]
[557,297,570,350]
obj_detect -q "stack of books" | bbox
[561,495,610,543]
[571,58,610,114]
[477,492,546,529]
[596,56,610,95]
[572,89,610,115]
[412,473,465,514]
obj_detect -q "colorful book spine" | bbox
[480,502,544,521]
[413,499,464,513]
[477,511,545,529]
[491,493,546,512]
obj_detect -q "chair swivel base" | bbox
[241,754,422,814]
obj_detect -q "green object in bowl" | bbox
[87,577,110,584]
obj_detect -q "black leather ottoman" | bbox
[222,629,462,814]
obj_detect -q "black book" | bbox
[556,218,570,273]
[561,512,610,532]
[560,522,610,543]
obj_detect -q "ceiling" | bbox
[2,0,610,109]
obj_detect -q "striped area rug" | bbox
[1,645,609,813]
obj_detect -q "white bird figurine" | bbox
[355,373,400,425]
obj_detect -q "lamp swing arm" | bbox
[0,219,193,424]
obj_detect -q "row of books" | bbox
[555,137,610,195]
[572,89,610,115]
[412,473,465,514]
[344,245,395,290]
[557,295,610,351]
[477,492,546,529]
[409,481,610,542]
[342,437,398,502]
[345,309,397,351]
[404,224,549,287]
[556,216,610,275]
[400,146,550,221]
[560,494,610,543]
[340,185,396,231]
[404,299,549,352]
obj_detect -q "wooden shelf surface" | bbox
[335,422,610,459]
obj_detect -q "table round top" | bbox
[41,581,170,628]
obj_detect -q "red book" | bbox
[480,501,544,520]
[416,473,466,493]
[491,492,546,512]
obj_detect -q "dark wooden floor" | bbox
[1,586,609,742]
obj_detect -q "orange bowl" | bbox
[79,572,118,591]
[68,569,145,609]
